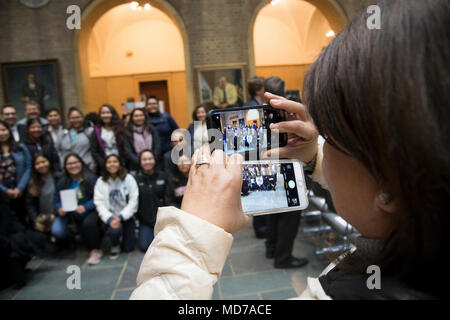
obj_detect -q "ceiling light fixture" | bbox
[130,1,151,11]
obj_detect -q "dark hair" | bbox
[126,108,156,137]
[67,106,83,119]
[247,76,265,98]
[0,119,22,153]
[138,149,155,168]
[98,104,125,147]
[25,100,40,110]
[1,104,15,114]
[29,153,54,197]
[303,0,449,297]
[62,153,96,200]
[84,112,101,128]
[192,104,209,121]
[44,108,60,118]
[101,154,127,181]
[147,96,158,102]
[264,77,286,97]
[63,153,93,180]
[25,118,43,141]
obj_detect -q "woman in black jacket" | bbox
[23,119,61,172]
[123,108,161,172]
[135,150,174,252]
[89,104,126,174]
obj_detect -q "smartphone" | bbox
[207,105,288,160]
[241,159,308,216]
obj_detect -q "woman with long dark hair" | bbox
[25,154,62,233]
[90,104,126,171]
[131,0,449,300]
[123,108,161,172]
[0,120,32,227]
[135,150,174,252]
[52,153,103,265]
[94,154,138,259]
[187,104,209,154]
[23,119,60,172]
[59,107,96,173]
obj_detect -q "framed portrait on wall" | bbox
[195,64,247,108]
[1,59,63,118]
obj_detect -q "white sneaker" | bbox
[87,249,103,265]
[110,246,120,260]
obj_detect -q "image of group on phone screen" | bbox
[241,163,295,213]
[221,109,268,155]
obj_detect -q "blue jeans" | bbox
[52,212,102,250]
[138,224,154,252]
[107,218,136,252]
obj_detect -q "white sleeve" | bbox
[130,206,233,300]
[119,175,139,221]
[93,179,113,224]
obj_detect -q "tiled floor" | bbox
[0,213,331,300]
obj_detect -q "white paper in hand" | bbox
[60,189,77,212]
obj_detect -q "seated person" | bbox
[52,153,103,265]
[94,154,138,259]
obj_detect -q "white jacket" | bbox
[94,174,139,223]
[131,140,332,300]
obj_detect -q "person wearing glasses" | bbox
[52,153,102,265]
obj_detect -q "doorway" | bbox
[139,80,171,115]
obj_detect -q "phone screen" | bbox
[207,106,286,159]
[241,161,308,215]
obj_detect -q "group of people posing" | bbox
[0,96,208,289]
[224,123,267,153]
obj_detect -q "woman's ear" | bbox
[374,192,398,214]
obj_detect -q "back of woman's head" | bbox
[303,0,449,297]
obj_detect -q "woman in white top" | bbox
[94,154,138,259]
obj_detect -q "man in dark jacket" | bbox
[145,96,179,155]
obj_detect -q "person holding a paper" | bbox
[94,154,139,260]
[52,153,103,265]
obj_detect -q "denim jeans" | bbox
[138,224,154,252]
[107,218,136,252]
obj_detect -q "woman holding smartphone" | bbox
[131,0,448,299]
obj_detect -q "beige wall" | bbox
[85,71,189,129]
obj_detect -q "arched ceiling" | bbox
[88,3,185,77]
[254,0,333,66]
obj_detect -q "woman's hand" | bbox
[7,188,21,199]
[181,144,249,234]
[263,92,319,164]
[58,208,66,216]
[110,216,121,229]
[75,205,86,215]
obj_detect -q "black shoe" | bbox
[255,231,267,239]
[274,257,308,269]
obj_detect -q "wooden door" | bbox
[139,80,171,114]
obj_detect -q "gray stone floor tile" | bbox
[114,289,133,300]
[219,270,291,298]
[260,288,298,300]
